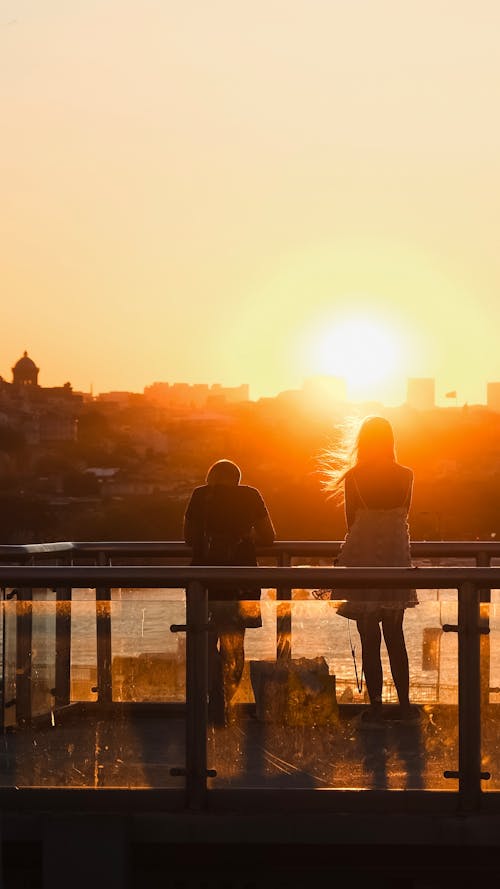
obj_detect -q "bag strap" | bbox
[352,475,369,510]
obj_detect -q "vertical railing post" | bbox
[276,551,292,661]
[457,581,483,812]
[16,586,33,725]
[1,586,5,732]
[476,551,491,710]
[96,552,112,704]
[185,580,208,809]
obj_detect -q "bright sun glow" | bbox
[313,317,400,398]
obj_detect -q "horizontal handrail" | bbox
[0,539,500,563]
[0,564,500,588]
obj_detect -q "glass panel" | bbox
[481,591,500,791]
[32,588,56,719]
[0,587,186,789]
[1,589,17,730]
[110,587,186,702]
[208,587,459,790]
[71,589,98,702]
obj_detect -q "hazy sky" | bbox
[2,1,499,403]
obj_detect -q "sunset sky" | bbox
[2,1,499,404]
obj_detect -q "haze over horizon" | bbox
[1,349,494,412]
[3,1,499,405]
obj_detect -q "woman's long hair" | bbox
[321,415,396,502]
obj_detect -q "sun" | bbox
[312,316,401,399]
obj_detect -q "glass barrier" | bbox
[207,587,459,791]
[0,576,479,795]
[0,587,186,789]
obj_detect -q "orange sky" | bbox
[2,1,499,404]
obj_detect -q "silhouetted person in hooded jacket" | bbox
[184,459,275,725]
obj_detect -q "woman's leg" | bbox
[381,609,410,712]
[356,614,383,712]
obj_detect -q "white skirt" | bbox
[335,507,418,619]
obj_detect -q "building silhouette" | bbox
[302,375,347,405]
[406,377,435,411]
[487,382,500,412]
[1,352,80,444]
[143,381,249,409]
[12,351,39,387]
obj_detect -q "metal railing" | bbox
[1,544,500,812]
[1,538,497,713]
[1,538,500,563]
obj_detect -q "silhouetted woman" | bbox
[326,416,418,728]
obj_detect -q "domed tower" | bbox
[12,351,40,387]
